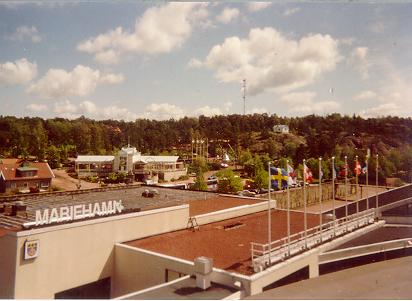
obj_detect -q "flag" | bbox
[362,165,367,174]
[270,167,289,190]
[287,163,296,186]
[303,163,313,183]
[339,164,348,178]
[319,168,324,181]
[332,166,337,179]
[354,160,361,175]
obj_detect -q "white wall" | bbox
[194,200,276,226]
[5,205,189,299]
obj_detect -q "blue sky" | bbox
[0,1,411,121]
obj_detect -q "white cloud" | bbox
[27,65,124,99]
[359,103,401,118]
[283,7,300,17]
[52,100,138,121]
[8,26,42,43]
[194,105,222,117]
[216,7,239,24]
[99,105,138,121]
[350,47,370,79]
[354,90,377,101]
[223,101,232,112]
[53,100,78,119]
[187,58,203,68]
[26,103,47,112]
[356,58,412,118]
[247,2,271,12]
[248,107,268,114]
[280,91,340,115]
[0,58,37,85]
[141,103,186,120]
[196,27,341,95]
[77,3,208,65]
[100,73,125,84]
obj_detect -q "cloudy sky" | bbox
[0,1,411,121]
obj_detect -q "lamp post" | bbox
[332,156,336,235]
[303,159,307,248]
[319,157,322,241]
[267,162,272,265]
[286,159,291,255]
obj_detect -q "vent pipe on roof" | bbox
[194,256,213,290]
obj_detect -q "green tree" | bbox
[46,145,61,169]
[216,169,243,193]
[192,172,208,191]
[189,157,208,174]
[253,169,269,190]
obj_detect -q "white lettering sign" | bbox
[34,200,124,226]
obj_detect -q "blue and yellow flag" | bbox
[270,167,289,190]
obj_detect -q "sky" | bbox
[0,1,411,121]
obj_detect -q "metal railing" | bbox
[250,209,376,272]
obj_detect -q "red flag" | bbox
[354,161,361,175]
[304,163,313,183]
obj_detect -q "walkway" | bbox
[248,255,412,299]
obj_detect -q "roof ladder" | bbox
[187,217,199,232]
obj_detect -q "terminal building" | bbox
[75,146,187,182]
[0,183,411,299]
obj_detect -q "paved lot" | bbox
[247,255,412,299]
[52,169,100,190]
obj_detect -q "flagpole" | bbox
[344,156,348,226]
[286,159,291,255]
[319,157,322,242]
[268,162,272,265]
[376,154,379,214]
[355,155,359,216]
[303,159,307,248]
[332,156,336,236]
[366,154,369,211]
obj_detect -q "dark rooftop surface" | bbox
[333,224,412,250]
[126,210,320,275]
[246,255,412,299]
[0,186,260,230]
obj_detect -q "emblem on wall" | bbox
[24,240,40,260]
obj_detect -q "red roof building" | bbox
[0,159,55,193]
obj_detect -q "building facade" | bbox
[75,146,187,182]
[273,124,289,134]
[0,159,54,193]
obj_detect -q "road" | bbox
[52,169,100,191]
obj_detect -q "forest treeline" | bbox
[0,113,411,181]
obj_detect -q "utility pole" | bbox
[242,79,246,115]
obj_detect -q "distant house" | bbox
[0,159,55,193]
[273,124,289,134]
[75,146,187,182]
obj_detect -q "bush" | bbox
[178,175,190,180]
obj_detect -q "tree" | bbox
[254,169,269,190]
[216,169,243,193]
[189,157,208,174]
[46,145,61,169]
[192,172,208,191]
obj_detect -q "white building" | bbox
[75,146,186,182]
[273,124,289,134]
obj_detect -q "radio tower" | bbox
[242,79,246,115]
